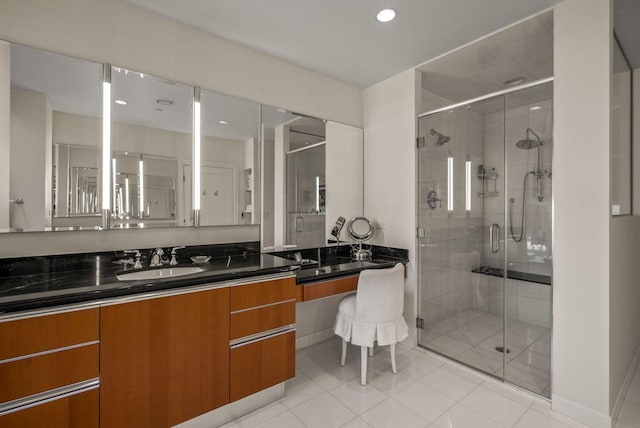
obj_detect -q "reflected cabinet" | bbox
[0,39,363,236]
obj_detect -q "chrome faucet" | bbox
[169,246,185,266]
[123,250,143,269]
[149,248,165,267]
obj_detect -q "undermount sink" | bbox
[116,266,205,281]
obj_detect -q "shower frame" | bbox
[416,76,554,399]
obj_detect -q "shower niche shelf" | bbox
[477,165,499,198]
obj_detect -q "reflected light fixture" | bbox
[218,120,229,125]
[139,157,144,218]
[111,157,117,214]
[102,66,111,223]
[114,99,127,105]
[465,160,471,212]
[530,106,542,111]
[125,176,130,215]
[447,155,454,212]
[376,9,396,22]
[315,176,320,213]
[193,87,201,225]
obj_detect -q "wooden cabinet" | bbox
[229,276,296,402]
[100,287,229,428]
[302,275,359,301]
[0,388,98,428]
[0,308,99,428]
[230,330,295,401]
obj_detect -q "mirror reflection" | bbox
[1,42,102,232]
[261,106,364,250]
[198,89,260,226]
[110,68,192,228]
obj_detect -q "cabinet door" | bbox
[230,330,295,402]
[0,388,98,428]
[100,288,229,428]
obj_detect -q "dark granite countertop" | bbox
[0,242,409,314]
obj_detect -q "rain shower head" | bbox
[430,129,450,146]
[516,128,542,149]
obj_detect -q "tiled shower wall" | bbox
[419,89,485,328]
[483,99,553,277]
[419,89,552,330]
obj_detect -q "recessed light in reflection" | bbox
[376,9,396,22]
[219,120,229,125]
[115,99,127,105]
[530,106,542,111]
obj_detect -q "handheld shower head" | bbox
[516,128,542,149]
[430,129,451,146]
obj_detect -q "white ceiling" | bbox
[122,0,561,88]
[418,11,553,104]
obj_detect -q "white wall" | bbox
[325,122,364,240]
[609,66,640,415]
[0,41,10,229]
[633,68,640,215]
[363,69,420,343]
[553,0,612,426]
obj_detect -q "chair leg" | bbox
[341,339,347,367]
[391,343,397,374]
[368,345,373,357]
[360,346,368,385]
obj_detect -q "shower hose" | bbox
[509,172,534,243]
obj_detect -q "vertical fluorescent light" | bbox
[315,176,320,213]
[447,155,454,212]
[101,74,111,212]
[465,160,471,212]
[111,157,116,214]
[193,88,201,214]
[125,176,130,215]
[139,158,144,218]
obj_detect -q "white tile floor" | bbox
[423,310,551,396]
[221,336,587,428]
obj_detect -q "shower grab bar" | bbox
[490,223,500,253]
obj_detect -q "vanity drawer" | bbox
[303,275,359,301]
[0,308,99,361]
[0,344,99,403]
[0,387,99,428]
[230,301,295,340]
[230,330,295,402]
[230,277,296,311]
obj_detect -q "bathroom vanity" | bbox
[0,242,407,427]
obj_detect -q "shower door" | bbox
[417,82,553,398]
[417,96,507,382]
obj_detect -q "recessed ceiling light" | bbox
[219,120,229,125]
[114,99,127,105]
[504,77,525,86]
[156,99,175,106]
[376,9,396,23]
[530,106,542,111]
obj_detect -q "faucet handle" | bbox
[154,248,164,256]
[169,246,185,266]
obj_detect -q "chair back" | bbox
[354,263,405,323]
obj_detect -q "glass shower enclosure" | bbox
[417,80,553,397]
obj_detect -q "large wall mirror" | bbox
[110,67,192,228]
[0,39,353,236]
[261,105,363,250]
[0,41,103,232]
[198,89,260,226]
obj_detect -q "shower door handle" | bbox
[490,223,501,253]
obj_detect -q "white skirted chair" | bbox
[333,263,408,385]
